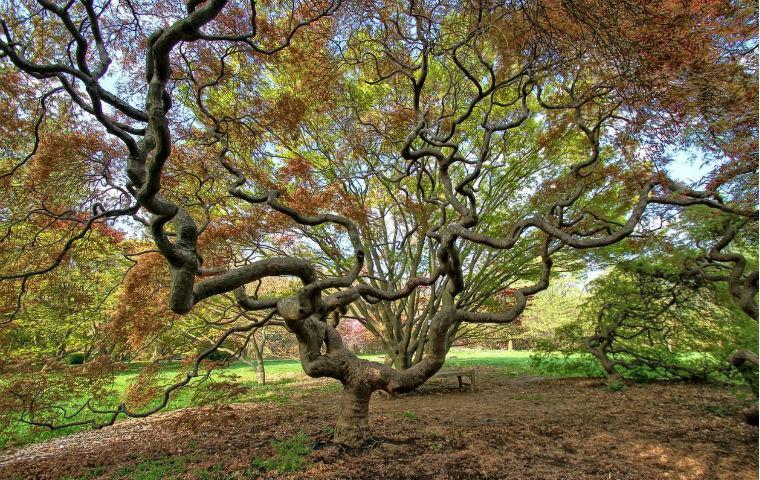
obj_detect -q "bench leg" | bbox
[457,375,463,389]
[380,390,394,400]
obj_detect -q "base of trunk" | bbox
[333,386,371,448]
[605,372,622,385]
[742,405,758,426]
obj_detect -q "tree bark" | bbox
[392,350,411,371]
[256,359,266,385]
[597,354,620,383]
[333,384,372,447]
[280,297,456,447]
[730,349,758,425]
[584,337,620,383]
[250,333,266,385]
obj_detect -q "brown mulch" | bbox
[0,376,757,480]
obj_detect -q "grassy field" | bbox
[222,349,546,379]
[2,349,598,449]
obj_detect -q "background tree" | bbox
[460,276,586,350]
[566,256,754,382]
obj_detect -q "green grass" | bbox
[445,349,537,375]
[363,349,563,377]
[2,349,590,449]
[400,410,418,420]
[249,432,312,474]
[704,404,732,417]
[112,456,187,480]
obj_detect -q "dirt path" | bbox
[1,376,756,479]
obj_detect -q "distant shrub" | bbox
[65,353,85,365]
[204,349,231,362]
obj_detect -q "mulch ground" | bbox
[1,376,757,480]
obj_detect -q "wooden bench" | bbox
[380,368,475,399]
[432,369,476,393]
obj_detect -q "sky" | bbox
[665,148,710,185]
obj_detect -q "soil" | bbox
[0,375,757,480]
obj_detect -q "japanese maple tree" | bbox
[0,0,756,447]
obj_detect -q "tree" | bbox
[575,256,754,383]
[0,225,128,364]
[0,0,756,447]
[458,276,586,350]
[536,209,758,420]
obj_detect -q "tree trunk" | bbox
[595,354,620,383]
[333,384,372,447]
[604,369,622,384]
[256,360,266,385]
[250,334,266,385]
[383,353,393,366]
[595,353,623,384]
[584,338,621,383]
[282,300,456,448]
[730,349,758,425]
[392,349,411,371]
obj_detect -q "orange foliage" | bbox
[108,252,177,351]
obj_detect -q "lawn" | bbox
[1,349,597,450]
[194,349,557,380]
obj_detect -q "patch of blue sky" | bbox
[664,147,711,185]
